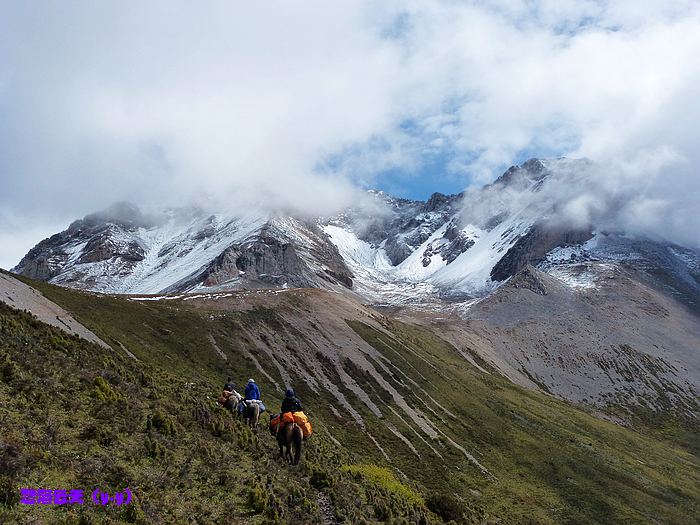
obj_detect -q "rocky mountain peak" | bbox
[82,201,158,229]
[11,159,700,309]
[490,158,551,189]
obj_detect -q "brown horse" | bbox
[270,416,303,465]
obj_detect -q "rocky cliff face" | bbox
[490,223,594,282]
[13,208,353,294]
[337,190,464,266]
[172,219,353,292]
[14,202,153,282]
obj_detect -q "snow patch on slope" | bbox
[394,224,450,281]
[430,215,532,296]
[323,213,538,302]
[323,225,445,305]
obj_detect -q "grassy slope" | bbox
[2,277,698,524]
[0,301,436,525]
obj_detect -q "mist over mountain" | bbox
[12,159,700,307]
[3,1,700,270]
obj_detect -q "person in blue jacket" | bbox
[243,378,265,413]
[244,378,260,400]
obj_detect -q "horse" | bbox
[223,392,240,415]
[270,415,303,465]
[242,400,260,430]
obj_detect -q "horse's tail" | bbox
[291,423,303,465]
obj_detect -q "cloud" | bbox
[1,0,699,269]
[460,152,698,251]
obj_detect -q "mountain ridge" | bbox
[15,158,698,310]
[9,158,671,301]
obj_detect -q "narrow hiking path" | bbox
[316,492,337,525]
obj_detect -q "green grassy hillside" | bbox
[1,278,698,524]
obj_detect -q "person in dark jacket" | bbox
[281,387,303,413]
[223,377,236,393]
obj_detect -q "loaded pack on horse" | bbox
[270,413,304,465]
[269,388,313,465]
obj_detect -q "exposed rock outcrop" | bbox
[491,223,593,282]
[508,265,548,295]
[202,235,312,288]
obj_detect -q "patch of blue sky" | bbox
[317,108,580,202]
[372,151,470,201]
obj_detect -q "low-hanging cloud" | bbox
[1,1,699,269]
[461,152,698,250]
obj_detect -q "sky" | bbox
[1,0,700,269]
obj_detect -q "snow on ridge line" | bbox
[49,213,269,295]
[125,214,268,294]
[128,287,298,302]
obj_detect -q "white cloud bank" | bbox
[1,0,699,268]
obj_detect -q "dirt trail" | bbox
[117,341,139,361]
[316,492,337,525]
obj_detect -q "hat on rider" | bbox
[285,388,295,398]
[248,378,255,383]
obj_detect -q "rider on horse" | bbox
[281,388,302,413]
[240,378,266,414]
[218,376,241,411]
[223,377,237,393]
[244,378,260,401]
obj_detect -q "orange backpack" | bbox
[270,411,312,438]
[292,411,313,438]
[217,390,231,406]
[269,413,282,433]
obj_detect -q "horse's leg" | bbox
[284,427,292,463]
[293,426,303,465]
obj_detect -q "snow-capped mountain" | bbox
[12,159,700,312]
[12,203,353,294]
[9,158,700,423]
